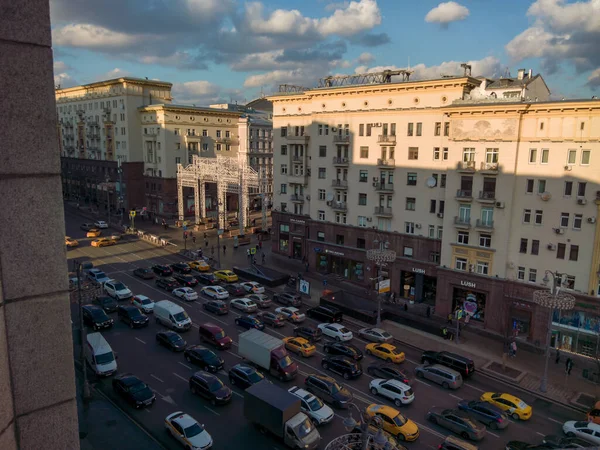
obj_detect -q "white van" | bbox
[85,332,117,376]
[154,300,192,331]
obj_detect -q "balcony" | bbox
[377,158,396,168]
[374,182,394,193]
[286,134,310,142]
[144,133,158,141]
[185,133,202,141]
[216,137,236,145]
[454,216,471,229]
[377,135,396,144]
[475,219,494,230]
[480,162,499,173]
[333,135,350,143]
[478,190,496,203]
[292,155,304,163]
[290,194,305,203]
[329,201,347,212]
[331,179,348,189]
[374,206,393,217]
[332,156,350,166]
[455,189,473,201]
[458,161,476,173]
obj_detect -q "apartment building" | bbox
[269,76,600,355]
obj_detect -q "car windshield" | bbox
[307,396,324,410]
[295,417,314,439]
[113,283,126,290]
[381,331,392,338]
[91,310,107,320]
[391,412,407,426]
[331,382,343,394]
[168,334,182,343]
[339,327,350,334]
[129,381,148,394]
[95,351,115,365]
[208,379,224,391]
[184,423,204,438]
[173,311,189,322]
[247,371,264,383]
[279,355,294,368]
[214,330,226,339]
[96,272,107,278]
[141,298,152,305]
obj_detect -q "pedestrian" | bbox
[258,241,262,250]
[223,244,226,255]
[192,236,196,245]
[389,292,395,304]
[403,303,408,312]
[205,239,208,248]
[262,253,266,264]
[442,327,448,340]
[211,245,215,256]
[447,313,453,325]
[555,349,561,364]
[247,249,250,259]
[204,232,207,239]
[510,341,517,357]
[305,262,309,272]
[566,358,573,375]
[426,306,431,318]
[255,244,259,253]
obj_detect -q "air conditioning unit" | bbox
[326,201,332,206]
[554,228,564,235]
[415,223,422,229]
[588,217,596,224]
[547,244,556,250]
[305,195,311,201]
[366,217,372,222]
[495,201,505,209]
[564,165,572,171]
[437,213,444,218]
[507,261,515,269]
[331,127,337,132]
[577,198,588,205]
[373,177,379,182]
[372,182,379,187]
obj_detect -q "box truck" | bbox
[238,329,298,381]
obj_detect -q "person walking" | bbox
[247,249,250,259]
[566,357,574,375]
[426,306,431,318]
[555,349,561,364]
[223,244,227,255]
[258,240,262,251]
[204,232,207,240]
[192,236,196,245]
[261,253,266,264]
[205,239,209,248]
[510,341,517,357]
[447,313,453,325]
[305,262,309,272]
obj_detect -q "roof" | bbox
[201,322,223,331]
[172,413,196,428]
[485,74,540,90]
[56,77,172,93]
[246,97,273,112]
[139,103,243,116]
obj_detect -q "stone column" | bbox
[177,181,184,221]
[199,182,206,220]
[194,183,200,225]
[0,0,80,448]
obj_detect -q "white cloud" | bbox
[244,69,314,88]
[324,1,350,12]
[231,50,286,71]
[425,2,469,25]
[52,24,152,49]
[357,52,375,64]
[53,60,77,87]
[171,80,246,105]
[103,68,131,79]
[587,68,600,89]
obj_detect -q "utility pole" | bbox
[75,260,91,402]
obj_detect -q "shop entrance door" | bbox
[292,242,302,259]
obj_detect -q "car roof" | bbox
[373,343,395,349]
[119,305,138,312]
[171,413,196,428]
[233,364,255,374]
[327,323,345,329]
[290,337,310,343]
[289,386,317,402]
[192,370,217,382]
[135,295,150,300]
[117,373,142,386]
[496,393,522,402]
[201,322,223,332]
[308,374,336,384]
[367,404,398,417]
[382,379,410,389]
[82,305,103,312]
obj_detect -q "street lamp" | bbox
[326,403,391,450]
[533,270,575,393]
[216,199,223,269]
[366,237,396,327]
[105,174,111,226]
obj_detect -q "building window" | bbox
[538,179,546,194]
[403,247,413,258]
[433,147,440,160]
[485,148,499,163]
[443,148,448,160]
[428,225,435,238]
[578,182,587,197]
[405,197,415,211]
[358,216,367,227]
[523,209,531,223]
[359,193,367,205]
[440,174,446,188]
[573,214,583,230]
[281,127,287,137]
[458,231,469,245]
[175,157,181,164]
[216,144,222,151]
[335,214,347,224]
[444,122,450,136]
[407,172,417,185]
[529,268,537,282]
[281,145,287,155]
[526,179,534,193]
[557,243,566,259]
[567,149,576,165]
[318,189,326,200]
[360,146,369,158]
[359,124,364,136]
[479,234,491,248]
[318,168,326,179]
[437,226,443,240]
[455,258,468,271]
[407,123,413,136]
[429,252,440,263]
[366,124,371,136]
[318,210,325,221]
[202,143,208,151]
[202,129,207,137]
[416,123,422,136]
[281,164,288,175]
[463,148,475,162]
[357,238,366,249]
[476,262,489,275]
[174,128,180,135]
[519,238,528,253]
[408,147,418,160]
[582,150,591,165]
[405,222,415,234]
[570,245,579,261]
[226,144,231,151]
[319,146,327,157]
[430,199,436,214]
[176,143,181,150]
[318,125,323,136]
[535,210,543,225]
[280,184,287,194]
[359,170,368,182]
[529,148,537,163]
[517,266,525,280]
[434,122,441,136]
[564,181,573,197]
[317,231,325,242]
[560,213,569,228]
[541,149,549,164]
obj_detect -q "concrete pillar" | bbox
[0,0,80,448]
[177,181,184,221]
[194,183,200,225]
[199,182,206,219]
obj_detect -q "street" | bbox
[65,211,584,450]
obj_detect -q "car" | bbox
[358,327,393,343]
[117,305,149,328]
[427,407,485,441]
[366,404,420,442]
[235,315,265,330]
[318,323,353,342]
[324,342,364,361]
[563,421,600,445]
[156,277,180,291]
[230,298,258,313]
[457,400,508,430]
[104,280,133,300]
[189,371,232,405]
[505,441,555,450]
[195,272,219,286]
[222,283,245,297]
[293,326,322,342]
[131,295,155,314]
[173,274,199,288]
[112,373,155,409]
[415,364,463,389]
[366,343,405,363]
[201,285,229,300]
[109,233,122,241]
[306,305,343,323]
[288,386,334,426]
[93,295,118,313]
[202,300,229,315]
[321,356,362,380]
[184,345,224,373]
[94,220,109,229]
[240,281,265,294]
[88,269,111,286]
[421,351,475,378]
[152,264,173,276]
[275,306,305,323]
[189,260,210,272]
[228,364,265,389]
[439,435,481,450]
[170,262,192,274]
[283,337,316,357]
[543,434,591,448]
[246,293,272,308]
[133,267,155,280]
[65,236,79,247]
[173,287,199,302]
[367,364,410,384]
[369,379,414,406]
[87,228,102,238]
[91,237,117,247]
[273,292,302,307]
[156,330,187,352]
[213,270,238,282]
[256,311,286,327]
[80,223,94,231]
[164,411,213,450]
[480,392,532,421]
[82,305,114,331]
[304,374,352,409]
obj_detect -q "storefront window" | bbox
[316,253,364,282]
[510,309,531,338]
[279,238,289,253]
[452,288,486,322]
[400,271,436,304]
[552,309,600,357]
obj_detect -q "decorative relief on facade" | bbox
[452,118,517,140]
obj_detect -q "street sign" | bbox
[299,279,310,295]
[377,279,391,293]
[129,210,136,218]
[250,248,256,254]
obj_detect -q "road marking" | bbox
[178,362,192,370]
[150,374,164,383]
[448,394,462,401]
[144,408,151,413]
[134,337,146,344]
[536,432,545,437]
[230,390,244,399]
[415,379,432,387]
[487,431,500,438]
[226,350,242,359]
[173,372,188,382]
[546,416,563,425]
[464,383,485,393]
[204,406,220,416]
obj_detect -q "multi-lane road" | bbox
[65,212,585,450]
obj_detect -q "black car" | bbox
[543,435,590,448]
[156,331,187,352]
[195,272,219,285]
[170,262,191,274]
[256,311,286,327]
[203,300,229,315]
[189,371,232,405]
[112,373,155,409]
[228,364,265,389]
[155,277,179,291]
[152,264,173,276]
[457,400,508,430]
[367,364,410,384]
[293,326,322,342]
[235,315,265,331]
[273,292,302,307]
[82,305,114,331]
[93,295,118,313]
[421,351,475,378]
[306,305,343,323]
[304,374,352,409]
[117,305,149,328]
[133,267,155,280]
[324,342,364,361]
[80,223,94,231]
[224,283,245,297]
[173,273,199,287]
[505,442,555,450]
[321,356,362,380]
[184,345,224,373]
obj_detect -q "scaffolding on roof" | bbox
[278,84,310,93]
[319,69,413,87]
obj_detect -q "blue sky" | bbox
[51,0,600,104]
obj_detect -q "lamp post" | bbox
[328,403,392,450]
[216,199,223,269]
[366,237,396,327]
[105,174,111,226]
[533,270,575,393]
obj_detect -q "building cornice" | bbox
[139,104,243,118]
[56,77,172,95]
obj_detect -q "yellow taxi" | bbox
[214,270,238,282]
[365,404,419,442]
[480,392,532,421]
[87,229,102,238]
[365,343,405,363]
[189,260,210,272]
[91,237,117,247]
[282,337,316,358]
[65,236,79,247]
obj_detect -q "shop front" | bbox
[314,247,365,283]
[552,308,600,358]
[452,284,487,322]
[398,265,437,305]
[508,301,534,340]
[273,215,308,258]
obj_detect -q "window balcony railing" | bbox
[374,206,393,217]
[458,161,476,172]
[454,216,471,228]
[478,191,496,202]
[480,162,499,172]
[331,179,348,188]
[456,189,473,200]
[377,135,396,144]
[475,219,494,229]
[377,158,395,167]
[329,201,347,211]
[374,182,394,193]
[290,194,304,202]
[332,157,349,165]
[333,135,350,143]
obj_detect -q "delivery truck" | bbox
[244,380,321,449]
[238,329,298,381]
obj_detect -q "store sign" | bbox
[290,218,305,224]
[412,268,426,274]
[325,249,344,257]
[461,280,476,289]
[313,247,322,252]
[378,279,391,293]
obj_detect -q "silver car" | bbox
[358,327,393,343]
[415,364,463,389]
[247,294,272,308]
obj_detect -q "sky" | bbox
[50,0,600,105]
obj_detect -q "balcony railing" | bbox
[458,160,476,171]
[374,206,393,216]
[329,201,347,211]
[332,157,349,165]
[377,158,395,167]
[478,191,496,202]
[331,179,348,188]
[374,182,394,193]
[454,216,471,228]
[290,194,305,202]
[333,135,350,143]
[480,162,499,172]
[286,134,310,141]
[456,189,473,200]
[377,135,396,144]
[475,219,494,229]
[292,155,304,163]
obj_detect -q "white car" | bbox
[288,386,334,426]
[132,295,155,313]
[318,323,353,342]
[369,379,414,407]
[230,298,258,313]
[103,280,132,300]
[240,281,265,294]
[201,285,229,300]
[172,287,198,302]
[563,421,600,445]
[165,411,213,450]
[94,220,108,229]
[275,307,305,323]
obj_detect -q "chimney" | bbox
[528,69,532,79]
[517,69,525,80]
